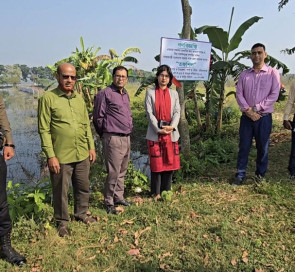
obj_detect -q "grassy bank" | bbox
[2,140,295,271]
[1,83,295,271]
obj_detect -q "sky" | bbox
[1,0,294,73]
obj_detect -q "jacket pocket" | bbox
[174,142,180,155]
[148,141,161,157]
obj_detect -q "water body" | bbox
[2,88,150,184]
[3,88,42,184]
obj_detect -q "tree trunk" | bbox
[193,83,202,128]
[204,83,212,131]
[178,0,192,155]
[216,81,225,133]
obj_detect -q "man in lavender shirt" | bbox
[233,43,281,185]
[93,66,133,214]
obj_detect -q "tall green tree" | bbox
[177,0,192,155]
[1,65,21,87]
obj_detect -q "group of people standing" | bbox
[0,42,294,266]
[37,63,181,238]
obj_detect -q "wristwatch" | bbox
[253,106,258,113]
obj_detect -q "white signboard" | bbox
[160,37,212,81]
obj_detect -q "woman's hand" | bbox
[158,128,170,135]
[162,125,174,133]
[159,126,173,135]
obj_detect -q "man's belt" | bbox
[105,132,130,137]
[242,112,270,117]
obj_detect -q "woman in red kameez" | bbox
[145,65,181,197]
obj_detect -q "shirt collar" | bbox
[110,83,127,94]
[56,87,77,98]
[249,64,268,73]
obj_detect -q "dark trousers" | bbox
[288,115,295,175]
[0,154,12,236]
[50,158,90,224]
[151,171,173,196]
[102,134,130,206]
[237,114,272,179]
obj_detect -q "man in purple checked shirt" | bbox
[93,66,133,214]
[232,43,281,185]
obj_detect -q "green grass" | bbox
[3,180,295,271]
[2,140,295,271]
[2,84,295,271]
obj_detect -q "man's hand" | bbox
[283,120,293,130]
[245,108,261,121]
[48,157,60,174]
[3,146,15,161]
[89,149,96,164]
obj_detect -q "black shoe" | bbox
[114,199,132,206]
[0,233,26,266]
[231,175,244,186]
[57,223,70,237]
[255,174,265,183]
[105,205,118,215]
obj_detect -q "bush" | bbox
[175,136,237,181]
[125,162,149,195]
[7,179,53,223]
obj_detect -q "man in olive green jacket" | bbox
[38,63,96,237]
[0,93,26,266]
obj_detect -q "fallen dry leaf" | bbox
[87,255,96,261]
[134,226,151,246]
[204,253,209,266]
[202,234,209,239]
[158,252,173,262]
[254,269,266,272]
[190,210,201,219]
[116,206,125,213]
[235,217,243,223]
[159,263,170,271]
[120,218,135,226]
[171,199,179,204]
[242,250,248,264]
[113,235,119,243]
[127,248,140,255]
[118,228,128,236]
[132,196,144,205]
[231,259,237,266]
[215,236,221,243]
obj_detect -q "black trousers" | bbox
[288,115,295,175]
[150,171,173,196]
[0,154,12,236]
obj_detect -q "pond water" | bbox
[2,88,150,184]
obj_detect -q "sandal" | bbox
[76,216,97,224]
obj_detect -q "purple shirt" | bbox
[93,84,133,136]
[236,64,280,113]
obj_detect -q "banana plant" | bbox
[47,37,141,112]
[195,8,262,133]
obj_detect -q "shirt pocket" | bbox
[148,141,161,157]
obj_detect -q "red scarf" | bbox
[155,87,173,165]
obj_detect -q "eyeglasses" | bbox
[251,51,263,56]
[114,75,127,79]
[159,74,170,78]
[61,75,77,80]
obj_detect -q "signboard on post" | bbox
[160,37,212,81]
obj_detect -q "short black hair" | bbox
[112,66,128,77]
[155,64,174,88]
[251,43,266,51]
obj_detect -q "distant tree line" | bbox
[0,64,55,87]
